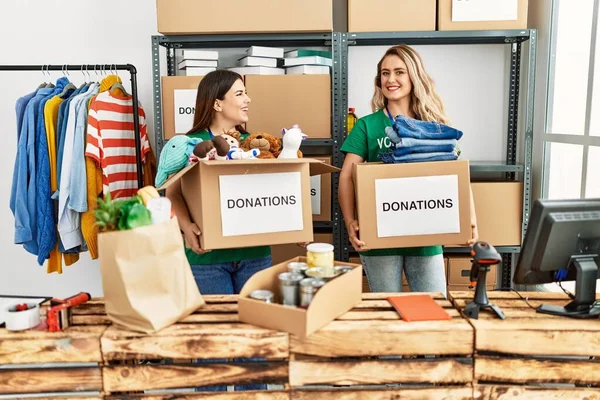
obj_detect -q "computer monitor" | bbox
[513,198,600,319]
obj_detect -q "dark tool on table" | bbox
[463,242,505,320]
[47,292,91,332]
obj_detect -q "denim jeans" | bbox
[389,115,464,141]
[191,255,272,392]
[395,137,458,148]
[378,151,457,164]
[393,143,456,157]
[360,254,447,297]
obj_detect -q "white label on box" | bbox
[219,172,304,236]
[310,175,321,215]
[452,0,518,22]
[375,175,460,238]
[174,89,198,134]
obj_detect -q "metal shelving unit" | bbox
[151,32,346,260]
[340,29,537,289]
[151,29,536,287]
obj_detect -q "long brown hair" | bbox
[371,45,449,125]
[187,70,248,135]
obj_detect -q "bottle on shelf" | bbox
[347,107,357,134]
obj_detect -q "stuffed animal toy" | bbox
[193,134,259,161]
[240,132,282,159]
[221,133,260,160]
[155,135,201,187]
[278,124,307,159]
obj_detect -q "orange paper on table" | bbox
[387,294,451,322]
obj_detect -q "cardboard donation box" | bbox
[161,76,204,140]
[353,160,471,250]
[238,257,363,339]
[349,0,436,32]
[158,159,339,250]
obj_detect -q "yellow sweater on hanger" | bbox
[44,96,80,274]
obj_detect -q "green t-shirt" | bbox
[182,130,271,265]
[340,110,443,257]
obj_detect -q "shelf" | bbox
[469,162,524,173]
[313,221,333,229]
[301,139,334,148]
[443,246,521,254]
[347,29,531,46]
[155,33,333,49]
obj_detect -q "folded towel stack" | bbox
[378,115,463,164]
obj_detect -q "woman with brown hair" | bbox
[338,44,478,297]
[167,70,271,295]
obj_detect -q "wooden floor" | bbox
[1,291,599,399]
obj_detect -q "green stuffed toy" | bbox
[155,135,201,187]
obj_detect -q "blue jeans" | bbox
[390,115,463,141]
[395,137,458,148]
[360,254,447,297]
[192,255,272,392]
[393,143,456,156]
[378,151,458,164]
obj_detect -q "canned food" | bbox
[300,278,327,307]
[287,261,309,276]
[305,266,339,279]
[249,290,274,303]
[334,266,353,275]
[278,272,304,307]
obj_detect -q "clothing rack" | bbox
[0,64,144,189]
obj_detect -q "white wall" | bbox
[348,44,510,162]
[0,0,158,297]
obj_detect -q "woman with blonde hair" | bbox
[338,44,478,296]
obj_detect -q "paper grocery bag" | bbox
[98,216,205,333]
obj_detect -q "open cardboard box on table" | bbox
[158,158,339,250]
[353,159,472,250]
[238,257,363,339]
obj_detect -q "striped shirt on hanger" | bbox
[85,91,150,199]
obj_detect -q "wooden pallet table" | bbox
[449,290,600,400]
[289,292,475,400]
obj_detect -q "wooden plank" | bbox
[102,323,288,361]
[472,320,600,356]
[291,386,474,400]
[0,326,106,364]
[450,291,600,301]
[477,385,600,400]
[289,358,473,386]
[338,309,461,321]
[106,393,289,400]
[73,312,240,326]
[0,367,102,394]
[203,295,239,303]
[23,398,102,400]
[361,292,446,300]
[103,363,288,392]
[71,301,238,316]
[291,319,473,357]
[476,356,600,385]
[453,299,571,309]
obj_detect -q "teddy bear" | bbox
[240,132,282,159]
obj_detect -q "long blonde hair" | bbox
[371,44,449,125]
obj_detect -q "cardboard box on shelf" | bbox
[447,255,497,287]
[349,0,436,32]
[437,0,528,31]
[158,159,339,251]
[353,160,472,250]
[245,75,331,139]
[311,156,332,222]
[238,257,362,339]
[157,0,332,34]
[472,182,523,246]
[161,76,204,140]
[271,233,333,265]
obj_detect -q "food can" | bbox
[334,266,353,275]
[305,266,339,279]
[278,272,304,307]
[249,289,274,303]
[287,261,309,276]
[300,278,327,307]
